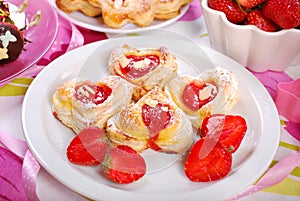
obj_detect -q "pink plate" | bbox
[0,0,58,85]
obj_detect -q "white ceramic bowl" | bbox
[201,0,300,72]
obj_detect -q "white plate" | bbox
[22,36,280,201]
[50,0,189,33]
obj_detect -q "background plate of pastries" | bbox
[51,0,192,33]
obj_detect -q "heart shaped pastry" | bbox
[106,86,194,153]
[166,66,240,129]
[109,44,178,101]
[52,75,135,133]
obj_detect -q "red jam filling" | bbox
[74,83,112,105]
[142,103,173,151]
[182,81,218,111]
[119,54,160,79]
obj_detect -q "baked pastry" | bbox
[52,75,135,134]
[100,0,158,28]
[108,44,178,101]
[55,0,102,17]
[106,86,194,154]
[155,0,193,20]
[165,66,240,129]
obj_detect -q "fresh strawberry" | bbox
[102,145,147,184]
[184,138,232,182]
[236,0,266,9]
[200,114,247,153]
[208,0,247,23]
[244,9,278,32]
[262,0,300,29]
[67,127,109,166]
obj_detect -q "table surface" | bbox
[0,0,299,201]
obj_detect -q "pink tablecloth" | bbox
[0,0,299,200]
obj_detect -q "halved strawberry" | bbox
[184,138,232,182]
[67,127,109,166]
[102,145,147,184]
[200,114,247,153]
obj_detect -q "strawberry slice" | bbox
[184,138,232,182]
[102,145,147,184]
[67,127,109,166]
[200,114,247,153]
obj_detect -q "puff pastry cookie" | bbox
[165,66,240,129]
[52,75,135,134]
[56,0,102,17]
[155,0,193,20]
[108,44,178,101]
[100,0,158,28]
[106,87,194,154]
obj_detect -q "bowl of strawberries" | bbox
[201,0,300,72]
